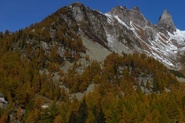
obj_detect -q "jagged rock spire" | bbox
[158,10,176,33]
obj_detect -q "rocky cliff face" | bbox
[158,10,176,33]
[57,2,185,71]
[15,2,183,72]
[60,3,109,49]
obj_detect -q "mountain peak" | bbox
[69,2,84,6]
[158,10,176,33]
[132,6,140,11]
[109,5,127,15]
[68,2,85,9]
[163,9,170,14]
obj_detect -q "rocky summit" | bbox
[158,10,176,33]
[59,3,185,73]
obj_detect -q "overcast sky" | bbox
[0,0,185,32]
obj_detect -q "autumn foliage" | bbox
[0,6,184,122]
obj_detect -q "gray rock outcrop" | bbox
[158,10,176,33]
[57,3,185,70]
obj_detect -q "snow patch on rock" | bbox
[114,15,130,29]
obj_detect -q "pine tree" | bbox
[76,99,88,123]
[136,85,143,96]
[146,80,150,90]
[54,115,63,123]
[17,107,22,121]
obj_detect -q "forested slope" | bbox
[0,3,184,123]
